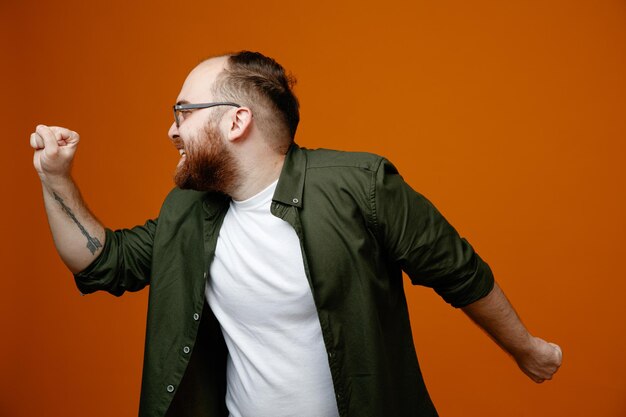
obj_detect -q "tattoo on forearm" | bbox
[53,192,103,255]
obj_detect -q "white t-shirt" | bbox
[205,180,340,417]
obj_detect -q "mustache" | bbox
[172,138,185,149]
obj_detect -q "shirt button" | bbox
[166,385,175,393]
[183,346,190,354]
[193,313,200,321]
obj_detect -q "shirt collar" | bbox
[272,142,306,208]
[202,142,307,213]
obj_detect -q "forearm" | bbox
[461,281,533,358]
[41,175,105,274]
[461,281,562,382]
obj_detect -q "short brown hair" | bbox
[211,51,300,148]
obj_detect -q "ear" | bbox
[226,107,253,142]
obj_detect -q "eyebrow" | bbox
[175,100,190,106]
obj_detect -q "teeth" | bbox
[178,149,186,156]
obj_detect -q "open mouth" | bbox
[173,138,186,158]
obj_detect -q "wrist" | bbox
[510,333,538,360]
[39,173,75,191]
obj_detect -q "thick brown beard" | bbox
[173,120,240,194]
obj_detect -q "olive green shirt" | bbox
[74,144,494,417]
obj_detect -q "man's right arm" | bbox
[31,124,105,274]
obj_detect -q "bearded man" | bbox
[31,51,562,417]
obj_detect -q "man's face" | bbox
[172,117,239,193]
[169,57,240,193]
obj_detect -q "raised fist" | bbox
[31,125,80,179]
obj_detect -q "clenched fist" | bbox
[30,125,80,179]
[515,336,563,383]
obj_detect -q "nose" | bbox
[168,121,179,140]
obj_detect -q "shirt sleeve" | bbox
[73,218,157,297]
[372,158,494,308]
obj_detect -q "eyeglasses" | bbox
[173,102,241,127]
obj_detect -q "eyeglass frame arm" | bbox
[172,102,242,127]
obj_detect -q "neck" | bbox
[228,146,286,201]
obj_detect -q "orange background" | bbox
[2,0,625,416]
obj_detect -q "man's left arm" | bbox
[372,158,562,382]
[461,281,562,383]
